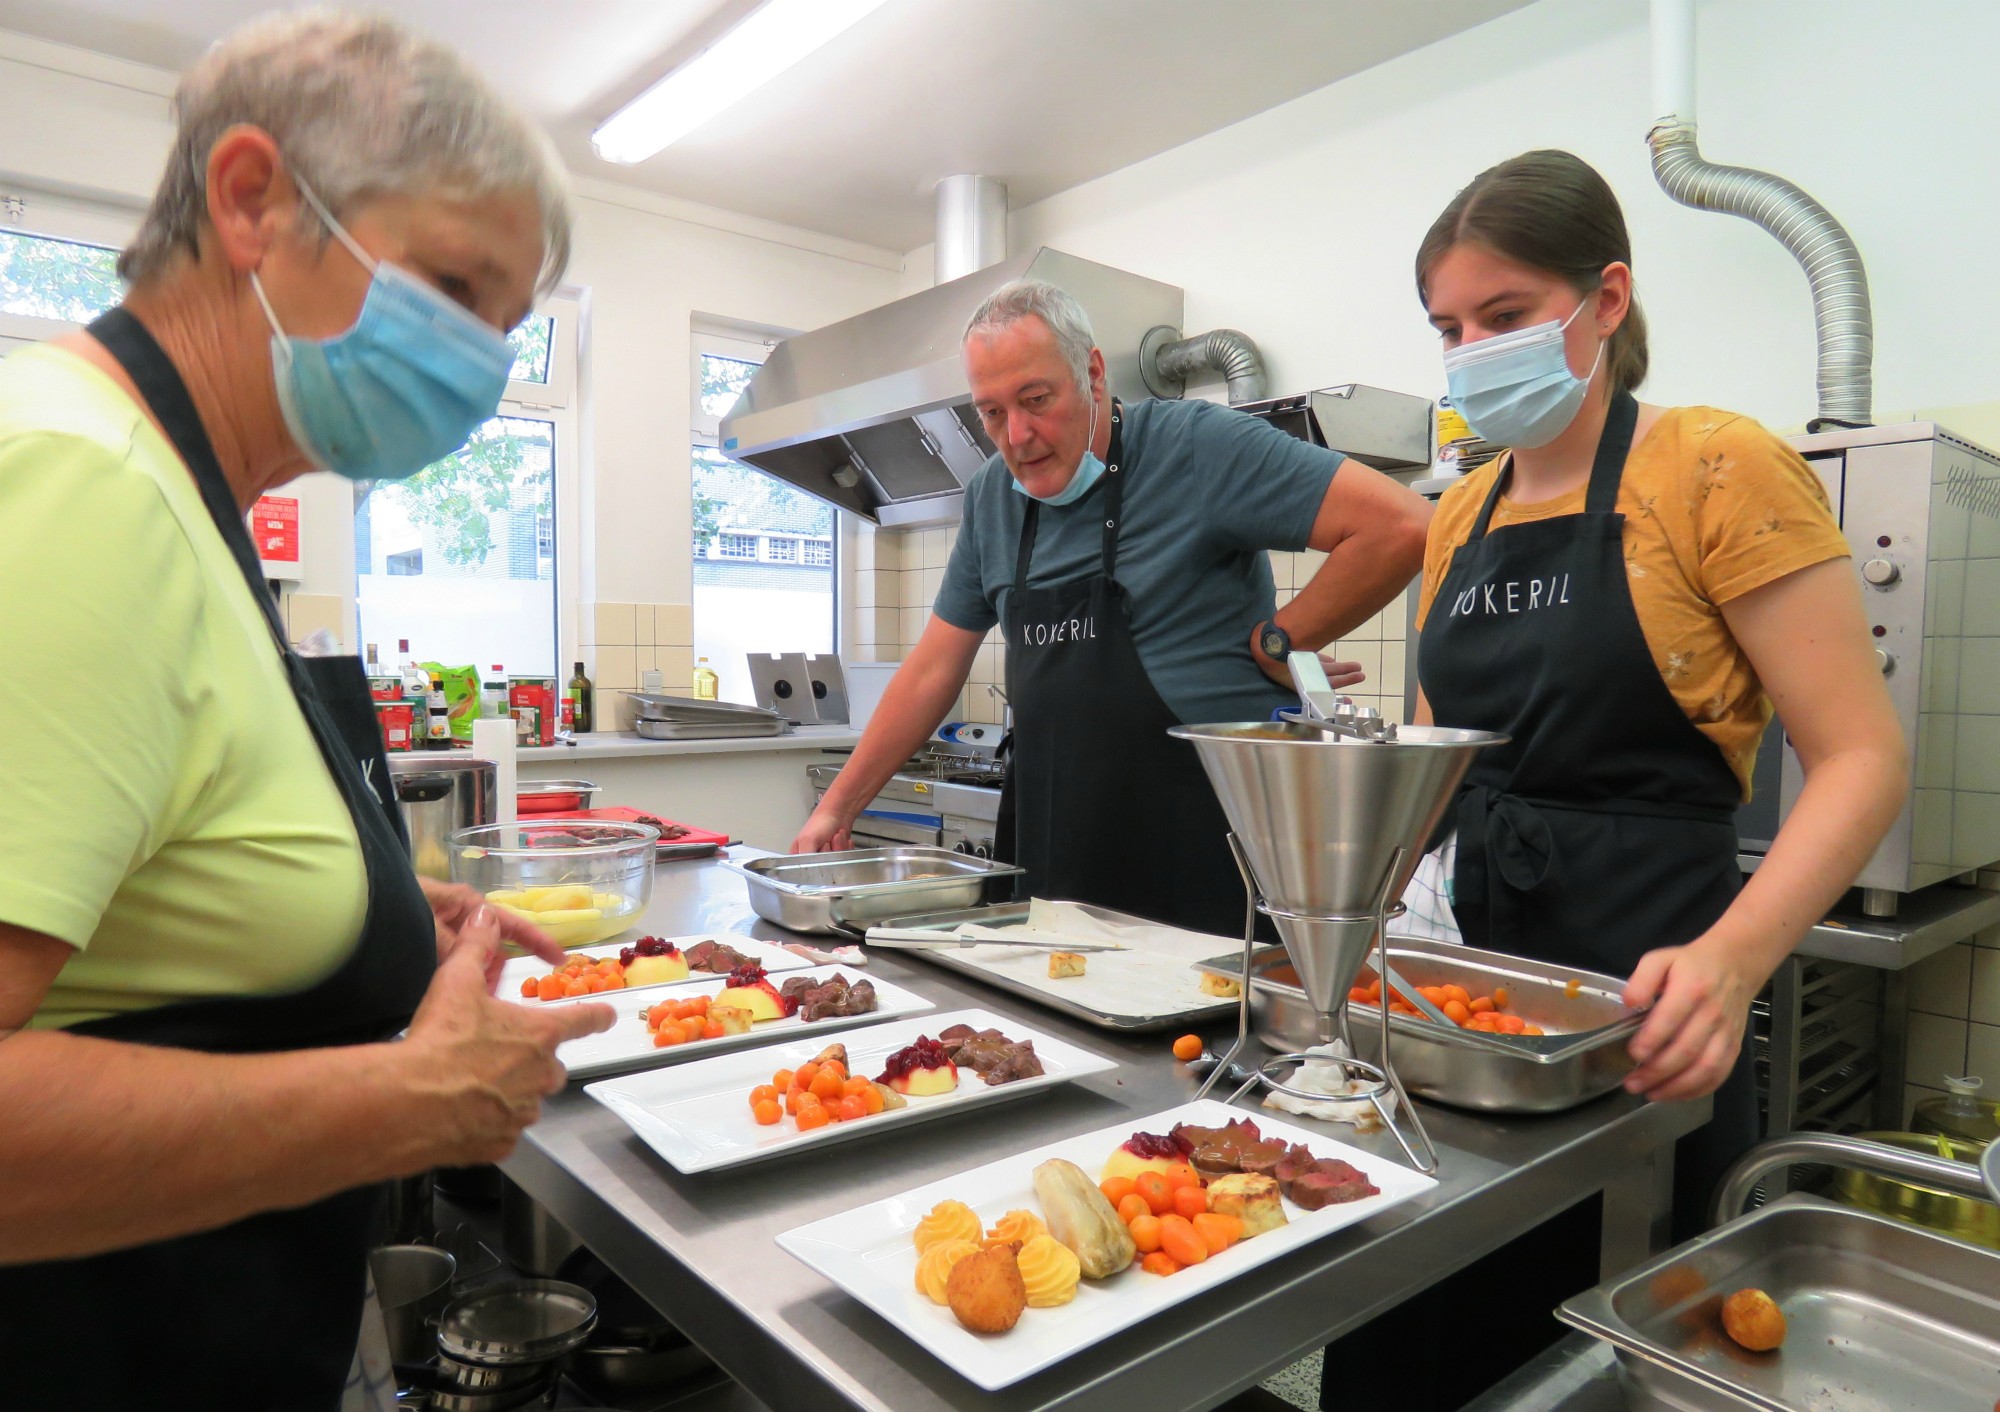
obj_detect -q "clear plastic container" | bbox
[449,819,657,950]
[1911,1075,2000,1146]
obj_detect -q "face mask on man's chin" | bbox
[1011,395,1105,506]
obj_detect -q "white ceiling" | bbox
[0,0,1530,251]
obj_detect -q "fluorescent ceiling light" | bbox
[593,0,890,164]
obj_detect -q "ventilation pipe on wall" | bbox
[1647,0,1872,427]
[1139,326,1270,406]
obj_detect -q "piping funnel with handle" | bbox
[1168,720,1506,1019]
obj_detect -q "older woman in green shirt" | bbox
[0,13,612,1409]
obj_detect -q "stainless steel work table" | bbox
[502,851,1708,1412]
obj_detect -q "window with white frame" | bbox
[354,297,580,680]
[0,194,128,356]
[691,327,836,705]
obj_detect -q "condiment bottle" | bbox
[567,660,594,734]
[424,671,452,748]
[693,656,719,700]
[1912,1075,2000,1146]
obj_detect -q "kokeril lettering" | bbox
[1449,574,1573,619]
[1021,616,1097,646]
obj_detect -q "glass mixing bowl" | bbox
[449,820,657,950]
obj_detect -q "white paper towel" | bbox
[471,716,517,824]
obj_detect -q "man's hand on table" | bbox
[791,807,854,854]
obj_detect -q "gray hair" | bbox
[963,279,1101,396]
[120,9,572,297]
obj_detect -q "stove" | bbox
[807,743,1006,858]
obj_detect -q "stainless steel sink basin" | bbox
[1559,1195,2000,1410]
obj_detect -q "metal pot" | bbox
[501,1178,581,1277]
[1829,1130,2000,1248]
[369,1243,456,1367]
[437,1280,597,1367]
[390,756,498,880]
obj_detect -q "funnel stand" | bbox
[1193,834,1262,1103]
[1206,842,1442,1176]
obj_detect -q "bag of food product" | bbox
[421,662,484,740]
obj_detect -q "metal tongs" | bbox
[1280,652,1398,742]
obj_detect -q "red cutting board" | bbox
[528,806,728,847]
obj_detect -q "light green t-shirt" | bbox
[0,343,368,1029]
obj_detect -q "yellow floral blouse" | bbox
[1416,406,1851,798]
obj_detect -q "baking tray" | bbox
[1198,934,1643,1113]
[634,718,791,740]
[869,900,1239,1033]
[1558,1194,2000,1410]
[729,847,1022,934]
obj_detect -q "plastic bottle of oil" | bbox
[1911,1076,2000,1146]
[692,656,719,700]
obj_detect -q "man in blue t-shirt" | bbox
[795,280,1429,935]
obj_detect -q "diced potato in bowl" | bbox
[450,820,656,950]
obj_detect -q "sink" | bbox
[1558,1195,2000,1410]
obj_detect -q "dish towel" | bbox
[1261,1041,1399,1129]
[1398,835,1463,944]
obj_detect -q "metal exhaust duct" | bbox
[1646,0,1872,427]
[933,175,1007,284]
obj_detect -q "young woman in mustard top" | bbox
[1412,151,1905,1234]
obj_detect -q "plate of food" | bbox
[556,965,933,1083]
[775,1099,1435,1389]
[501,933,811,1004]
[585,1009,1118,1174]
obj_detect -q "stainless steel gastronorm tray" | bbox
[729,847,1022,934]
[1198,934,1644,1113]
[860,901,1237,1033]
[1559,1195,2000,1410]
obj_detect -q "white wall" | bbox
[0,33,906,667]
[930,0,1994,435]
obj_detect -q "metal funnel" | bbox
[1170,720,1506,1017]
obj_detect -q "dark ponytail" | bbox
[1416,150,1648,396]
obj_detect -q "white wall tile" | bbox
[1906,1012,1971,1089]
[1969,1022,2000,1084]
[1972,946,2000,1027]
[900,606,928,646]
[1908,940,1975,1019]
[1381,641,1407,697]
[593,602,638,647]
[921,527,954,569]
[903,570,932,609]
[594,644,637,691]
[1267,551,1292,593]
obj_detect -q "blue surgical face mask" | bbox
[249,173,514,481]
[1441,299,1603,450]
[1011,395,1105,506]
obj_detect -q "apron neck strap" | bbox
[1468,388,1641,540]
[85,308,291,648]
[1014,399,1125,591]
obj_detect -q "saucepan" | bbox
[368,1243,456,1367]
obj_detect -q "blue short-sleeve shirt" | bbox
[933,397,1342,724]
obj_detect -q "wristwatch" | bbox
[1255,618,1291,664]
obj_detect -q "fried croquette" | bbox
[944,1241,1027,1334]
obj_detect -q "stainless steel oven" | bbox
[1737,421,2000,912]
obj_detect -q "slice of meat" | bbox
[937,1023,977,1044]
[981,1042,1044,1084]
[1288,1158,1380,1210]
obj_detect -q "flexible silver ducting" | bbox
[1648,121,1872,425]
[1140,327,1269,406]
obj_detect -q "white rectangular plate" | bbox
[557,971,933,1083]
[585,1009,1118,1174]
[777,1099,1436,1390]
[501,933,811,1005]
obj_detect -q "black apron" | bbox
[995,402,1272,938]
[0,308,438,1412]
[1418,390,1757,1238]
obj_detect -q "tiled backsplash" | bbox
[585,600,694,729]
[851,524,1417,730]
[1900,921,2000,1123]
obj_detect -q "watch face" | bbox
[1262,630,1286,659]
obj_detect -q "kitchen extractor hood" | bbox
[1237,384,1435,473]
[718,248,1184,528]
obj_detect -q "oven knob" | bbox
[974,844,991,859]
[951,840,971,854]
[1861,557,1900,587]
[1874,648,1896,676]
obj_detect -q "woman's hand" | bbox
[400,914,615,1167]
[420,876,564,988]
[1620,940,1757,1103]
